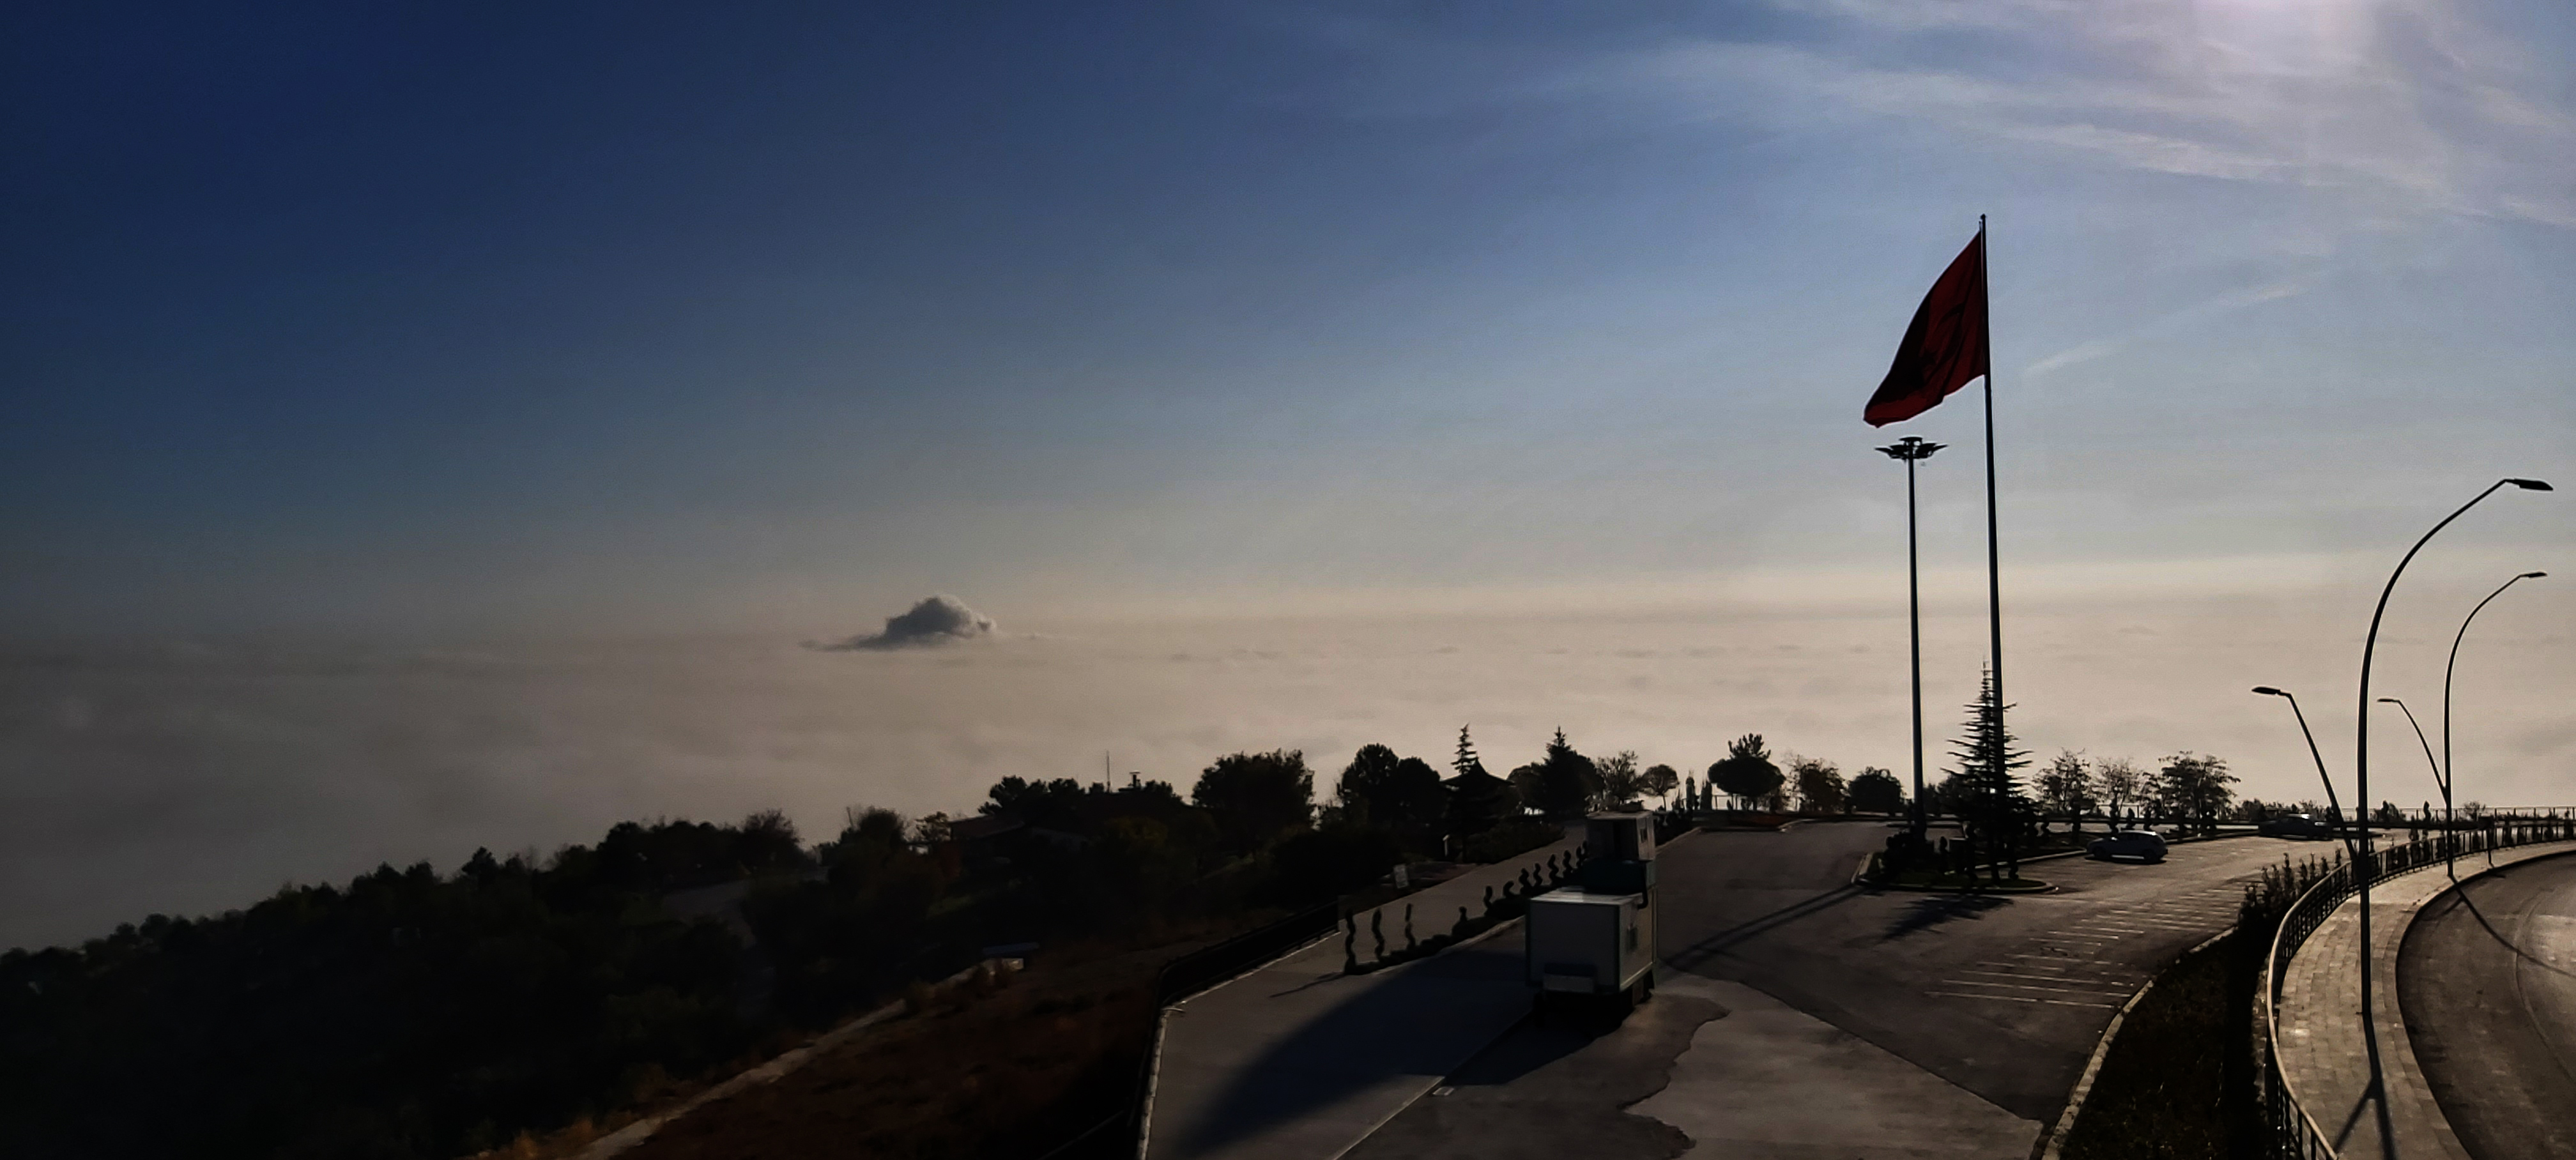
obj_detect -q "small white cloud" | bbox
[809,596,998,652]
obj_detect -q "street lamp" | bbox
[2251,687,2356,857]
[2442,570,2545,874]
[2253,682,2390,1150]
[2355,477,2548,910]
[1878,436,1945,839]
[2339,475,2549,1156]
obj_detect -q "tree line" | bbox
[0,712,2242,1159]
[0,724,1678,1159]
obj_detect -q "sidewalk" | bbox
[2273,840,2576,1160]
[1141,828,1584,1160]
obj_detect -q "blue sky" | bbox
[8,1,2572,635]
[6,1,2576,945]
[6,0,2573,649]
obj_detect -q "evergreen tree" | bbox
[1441,725,1517,840]
[1534,728,1602,821]
[1945,666,2031,883]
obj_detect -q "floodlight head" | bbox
[2252,685,2286,697]
[1875,438,1947,462]
[2504,478,2552,491]
[2521,571,2547,579]
[2376,697,2401,705]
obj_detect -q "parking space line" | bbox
[1949,971,2133,993]
[1939,976,2134,997]
[1927,990,2117,1009]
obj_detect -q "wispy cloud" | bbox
[1324,0,2576,229]
[1688,1,2571,225]
[2023,271,2317,379]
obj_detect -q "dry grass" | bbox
[597,925,1245,1160]
[2062,933,2236,1160]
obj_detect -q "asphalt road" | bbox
[2400,851,2576,1160]
[1657,821,2294,1120]
[1345,821,2308,1157]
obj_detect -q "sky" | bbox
[4,2,2573,947]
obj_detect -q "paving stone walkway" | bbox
[2273,840,2576,1160]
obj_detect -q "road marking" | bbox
[1940,976,2135,998]
[1954,969,2134,989]
[1975,961,2136,979]
[1928,990,2117,1008]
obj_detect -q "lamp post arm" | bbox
[2382,699,2443,801]
[2281,692,2359,862]
[2442,572,2529,807]
[2358,480,2508,839]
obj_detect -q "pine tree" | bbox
[1441,724,1516,840]
[1944,666,2031,883]
[1535,728,1601,821]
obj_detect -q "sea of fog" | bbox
[6,601,2569,950]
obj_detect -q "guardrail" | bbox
[2260,812,2576,1159]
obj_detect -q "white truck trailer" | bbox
[1526,813,1660,1006]
[1525,887,1655,1004]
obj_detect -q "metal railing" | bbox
[2260,812,2576,1159]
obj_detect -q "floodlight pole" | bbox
[1878,436,1943,839]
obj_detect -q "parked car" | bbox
[2258,813,2335,839]
[2087,830,2167,863]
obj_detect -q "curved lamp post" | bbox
[2442,570,2545,873]
[2360,480,2550,859]
[2373,696,2446,873]
[2340,475,2550,1155]
[2251,687,2356,857]
[1878,436,1944,839]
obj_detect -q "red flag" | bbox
[1864,231,1988,427]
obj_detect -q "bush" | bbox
[1259,823,1406,908]
[1454,818,1561,864]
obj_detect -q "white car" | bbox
[2087,830,2168,863]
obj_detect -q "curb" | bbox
[2033,926,2233,1160]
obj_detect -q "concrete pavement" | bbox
[1140,829,1580,1160]
[1340,981,1718,1160]
[1342,970,2037,1160]
[1636,975,2041,1160]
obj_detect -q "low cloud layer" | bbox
[811,596,997,651]
[5,593,2571,950]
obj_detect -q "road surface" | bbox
[1346,821,2307,1158]
[2400,850,2576,1160]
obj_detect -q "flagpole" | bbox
[1979,215,2007,871]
